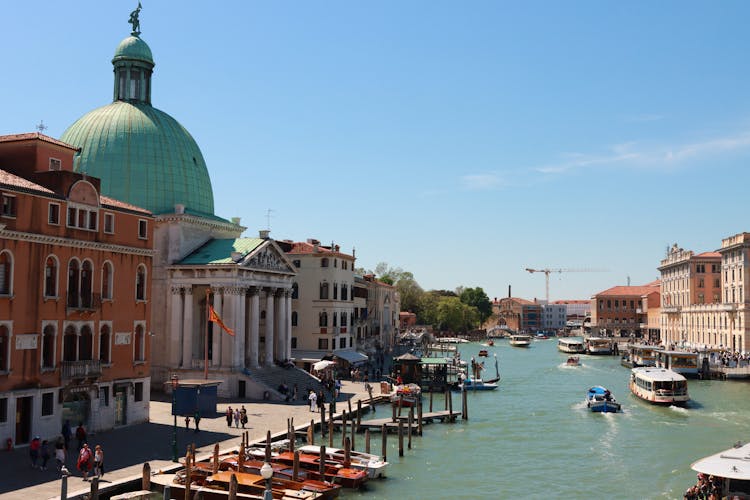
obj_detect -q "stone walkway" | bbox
[0,381,382,500]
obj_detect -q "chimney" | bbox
[174,204,185,214]
[259,229,270,239]
[508,285,511,298]
[231,217,241,225]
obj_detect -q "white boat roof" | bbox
[658,350,698,356]
[631,367,687,382]
[558,338,583,343]
[691,442,750,480]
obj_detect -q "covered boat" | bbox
[458,377,498,391]
[586,386,621,413]
[390,383,421,407]
[690,441,750,498]
[566,356,580,366]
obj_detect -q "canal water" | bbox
[343,338,750,499]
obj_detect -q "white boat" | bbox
[509,334,532,347]
[297,444,388,479]
[691,441,750,498]
[655,350,699,377]
[585,337,612,355]
[436,337,469,344]
[629,367,690,405]
[458,377,498,391]
[558,337,586,354]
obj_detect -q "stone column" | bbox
[231,287,247,369]
[181,287,194,367]
[275,289,285,362]
[265,288,275,367]
[249,287,260,369]
[212,288,223,367]
[285,290,293,360]
[170,286,183,366]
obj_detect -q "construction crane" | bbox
[524,268,608,303]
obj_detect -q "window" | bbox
[341,312,347,327]
[343,261,348,270]
[100,325,111,364]
[698,278,704,288]
[48,203,60,225]
[103,213,114,234]
[341,285,348,301]
[41,392,54,416]
[99,387,109,408]
[319,312,328,327]
[134,324,145,362]
[79,325,93,361]
[63,325,77,362]
[339,337,346,348]
[0,325,8,371]
[0,398,6,423]
[134,382,144,402]
[49,158,61,171]
[334,259,338,268]
[714,278,720,288]
[101,262,113,300]
[291,283,298,299]
[291,337,297,349]
[293,260,301,268]
[333,313,337,327]
[318,338,328,350]
[321,258,329,268]
[333,283,338,300]
[42,325,55,369]
[696,264,705,273]
[698,293,705,304]
[319,282,329,300]
[291,312,298,327]
[66,204,97,231]
[138,219,148,239]
[44,256,57,297]
[67,260,80,307]
[136,265,146,301]
[80,261,93,308]
[0,251,11,296]
[712,264,720,273]
[1,194,16,217]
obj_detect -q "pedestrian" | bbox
[225,406,233,427]
[93,444,104,479]
[308,390,317,412]
[29,435,41,469]
[40,440,50,471]
[55,437,66,471]
[240,406,247,429]
[184,415,191,430]
[194,410,201,433]
[76,443,92,481]
[61,420,72,451]
[317,390,325,413]
[75,422,87,450]
[233,408,240,428]
[293,383,299,401]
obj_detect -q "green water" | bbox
[343,339,750,500]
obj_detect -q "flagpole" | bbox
[205,288,210,380]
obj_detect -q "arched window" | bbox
[292,283,299,300]
[99,325,111,364]
[67,259,80,307]
[291,311,298,326]
[0,251,12,295]
[42,324,55,369]
[319,312,328,327]
[101,262,113,300]
[134,324,145,361]
[333,283,338,300]
[44,256,58,297]
[80,261,93,308]
[319,282,329,300]
[0,325,9,371]
[63,325,77,361]
[79,325,93,361]
[136,265,146,301]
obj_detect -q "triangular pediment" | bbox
[242,240,297,274]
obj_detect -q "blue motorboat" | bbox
[459,377,498,391]
[586,386,621,413]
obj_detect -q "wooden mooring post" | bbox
[417,398,423,436]
[350,417,356,451]
[321,404,327,437]
[319,445,327,479]
[142,462,151,490]
[328,419,334,447]
[407,408,413,450]
[429,390,433,412]
[398,419,404,457]
[365,429,371,454]
[341,415,348,448]
[228,473,238,500]
[293,451,300,481]
[381,424,388,461]
[462,386,468,420]
[356,400,362,430]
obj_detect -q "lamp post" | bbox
[260,461,273,500]
[171,374,179,462]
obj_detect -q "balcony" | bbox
[66,293,102,312]
[61,360,102,380]
[662,306,681,314]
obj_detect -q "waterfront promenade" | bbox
[0,381,376,500]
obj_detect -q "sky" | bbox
[2,1,750,302]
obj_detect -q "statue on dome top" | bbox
[129,2,142,36]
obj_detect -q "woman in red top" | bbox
[77,443,93,481]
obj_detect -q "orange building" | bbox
[0,133,153,445]
[591,281,660,337]
[493,297,542,332]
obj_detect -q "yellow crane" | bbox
[524,268,608,303]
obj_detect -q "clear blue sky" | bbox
[3,1,749,302]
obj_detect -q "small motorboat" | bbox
[586,386,621,413]
[390,383,421,407]
[566,356,580,366]
[478,349,489,357]
[458,377,498,391]
[487,339,494,346]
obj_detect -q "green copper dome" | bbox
[113,36,153,65]
[60,27,215,217]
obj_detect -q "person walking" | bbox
[75,422,87,450]
[29,436,41,469]
[93,445,104,479]
[76,443,92,481]
[61,420,72,451]
[240,406,247,429]
[194,410,201,433]
[225,406,233,427]
[184,415,191,430]
[40,440,51,471]
[233,408,240,428]
[308,390,317,412]
[55,437,66,472]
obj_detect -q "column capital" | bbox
[170,285,183,295]
[184,287,194,296]
[248,286,261,296]
[224,286,247,296]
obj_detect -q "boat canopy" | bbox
[691,442,750,480]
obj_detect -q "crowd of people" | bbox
[29,420,106,482]
[684,473,722,499]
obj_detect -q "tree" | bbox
[459,287,493,324]
[435,296,480,333]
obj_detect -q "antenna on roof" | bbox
[36,120,47,134]
[627,275,631,286]
[265,208,274,230]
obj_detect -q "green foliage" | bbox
[459,287,493,324]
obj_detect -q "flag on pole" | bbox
[209,305,235,336]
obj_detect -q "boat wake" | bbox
[558,362,585,369]
[572,400,588,411]
[669,405,689,414]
